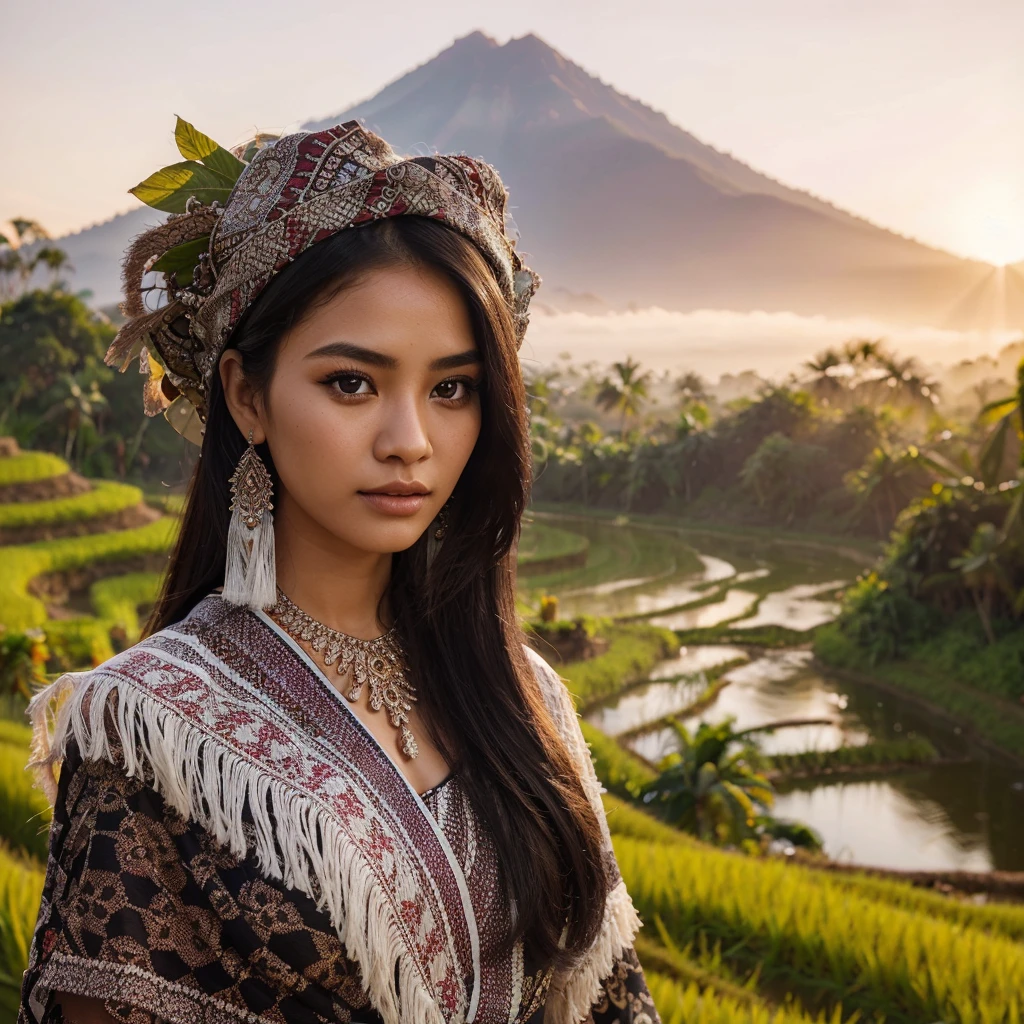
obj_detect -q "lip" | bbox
[361,482,430,496]
[358,483,431,517]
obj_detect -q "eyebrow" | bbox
[305,341,481,371]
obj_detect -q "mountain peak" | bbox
[449,29,498,52]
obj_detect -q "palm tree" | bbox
[0,246,21,301]
[869,354,941,412]
[641,719,775,844]
[802,348,847,406]
[674,370,710,405]
[596,357,652,437]
[43,373,109,468]
[0,218,66,298]
[977,360,1024,489]
[843,337,887,367]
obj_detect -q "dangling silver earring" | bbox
[223,429,277,611]
[425,495,453,570]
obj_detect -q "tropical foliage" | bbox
[0,280,190,483]
[640,719,823,850]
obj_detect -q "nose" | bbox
[372,393,432,464]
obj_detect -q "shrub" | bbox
[826,570,935,663]
[559,623,677,707]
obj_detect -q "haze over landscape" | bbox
[5,6,1023,376]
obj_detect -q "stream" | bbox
[529,513,1024,872]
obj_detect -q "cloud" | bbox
[519,307,1023,380]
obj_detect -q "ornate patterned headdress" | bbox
[105,117,541,446]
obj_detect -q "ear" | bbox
[219,350,267,444]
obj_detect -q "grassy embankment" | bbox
[815,623,1024,762]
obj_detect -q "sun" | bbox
[950,179,1024,267]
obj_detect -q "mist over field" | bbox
[521,305,1022,379]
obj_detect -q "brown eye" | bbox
[331,374,371,395]
[434,380,461,400]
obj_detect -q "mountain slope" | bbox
[51,31,1020,330]
[305,31,1013,330]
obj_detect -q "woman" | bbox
[19,120,660,1024]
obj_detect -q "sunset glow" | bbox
[948,179,1024,267]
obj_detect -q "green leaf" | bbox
[174,115,245,182]
[150,236,210,274]
[979,413,1011,488]
[130,162,236,213]
[174,115,219,161]
[979,394,1017,424]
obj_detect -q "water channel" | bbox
[527,512,1024,872]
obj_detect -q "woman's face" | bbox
[222,262,482,558]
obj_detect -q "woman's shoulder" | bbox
[520,643,584,753]
[521,642,570,703]
[26,594,232,806]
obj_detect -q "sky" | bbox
[2,0,1022,266]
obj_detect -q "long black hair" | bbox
[145,216,608,967]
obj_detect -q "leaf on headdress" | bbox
[173,115,246,183]
[120,208,218,317]
[130,162,236,214]
[150,235,209,273]
[164,394,205,447]
[151,235,210,287]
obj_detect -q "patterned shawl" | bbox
[27,595,640,1024]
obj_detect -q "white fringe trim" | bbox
[26,669,449,1024]
[522,645,646,1024]
[223,508,277,612]
[544,880,643,1024]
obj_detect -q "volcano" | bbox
[55,31,1024,331]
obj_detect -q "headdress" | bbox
[104,117,541,445]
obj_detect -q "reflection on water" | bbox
[538,513,1024,871]
[649,589,758,630]
[680,650,871,754]
[559,554,739,619]
[598,641,1024,870]
[773,779,995,871]
[587,645,748,736]
[740,581,846,630]
[590,678,708,736]
[649,645,749,679]
[561,575,661,598]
